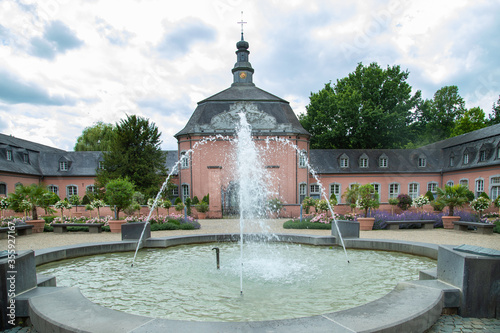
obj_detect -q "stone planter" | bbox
[27,219,45,233]
[108,220,126,233]
[197,212,207,219]
[442,215,460,229]
[357,217,375,231]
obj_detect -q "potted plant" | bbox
[9,184,50,232]
[69,194,82,217]
[54,200,72,219]
[105,178,135,232]
[343,184,359,213]
[356,184,379,231]
[494,197,500,215]
[470,196,491,218]
[388,198,398,214]
[396,194,412,211]
[301,196,316,215]
[267,197,283,218]
[413,195,430,212]
[161,199,172,215]
[436,184,470,229]
[91,199,105,220]
[196,201,209,219]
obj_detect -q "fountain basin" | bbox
[18,234,453,332]
[36,241,436,322]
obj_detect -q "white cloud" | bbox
[0,0,499,151]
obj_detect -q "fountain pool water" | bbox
[37,242,436,322]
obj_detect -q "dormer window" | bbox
[98,161,104,169]
[418,157,426,167]
[60,161,69,171]
[449,153,455,167]
[23,153,29,163]
[6,150,12,161]
[339,154,349,168]
[379,155,388,168]
[463,153,469,164]
[479,150,486,162]
[359,154,368,168]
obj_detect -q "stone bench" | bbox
[51,223,104,234]
[453,221,494,235]
[385,220,436,230]
[0,224,34,239]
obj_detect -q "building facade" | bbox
[1,36,500,218]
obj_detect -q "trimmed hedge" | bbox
[283,219,332,230]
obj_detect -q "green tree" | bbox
[96,115,167,198]
[8,184,49,220]
[299,62,421,149]
[105,178,135,219]
[74,121,115,151]
[451,107,487,137]
[488,95,500,125]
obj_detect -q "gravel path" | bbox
[3,219,500,252]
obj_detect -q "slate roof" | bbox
[175,85,310,137]
[309,148,443,174]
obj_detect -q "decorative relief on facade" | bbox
[199,102,291,132]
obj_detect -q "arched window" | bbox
[389,183,400,199]
[299,183,307,203]
[408,183,419,199]
[66,185,78,198]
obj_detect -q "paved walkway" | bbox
[426,315,500,332]
[4,221,500,332]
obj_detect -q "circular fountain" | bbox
[27,111,447,332]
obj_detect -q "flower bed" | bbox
[125,214,201,231]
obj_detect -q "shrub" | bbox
[397,194,412,211]
[283,219,331,230]
[425,191,435,202]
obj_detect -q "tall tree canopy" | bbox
[451,107,487,137]
[96,115,167,198]
[299,62,421,149]
[74,121,115,151]
[488,95,500,125]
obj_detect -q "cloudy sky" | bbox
[1,0,499,151]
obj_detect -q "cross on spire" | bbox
[237,11,247,40]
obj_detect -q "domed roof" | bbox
[175,37,310,138]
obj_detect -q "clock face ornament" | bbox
[239,72,247,79]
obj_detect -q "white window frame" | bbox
[23,153,29,163]
[447,180,454,187]
[6,150,12,161]
[360,157,368,168]
[340,157,349,168]
[171,185,179,197]
[86,185,96,194]
[476,178,484,197]
[66,185,78,198]
[389,183,400,199]
[459,179,469,188]
[371,182,381,198]
[48,185,59,195]
[60,161,69,171]
[330,183,341,204]
[98,161,104,169]
[449,155,454,167]
[463,153,469,164]
[427,182,438,197]
[379,157,388,168]
[181,151,189,169]
[418,157,426,167]
[490,176,500,200]
[408,183,419,199]
[299,183,307,203]
[298,150,307,168]
[181,184,190,200]
[310,184,321,199]
[479,150,486,162]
